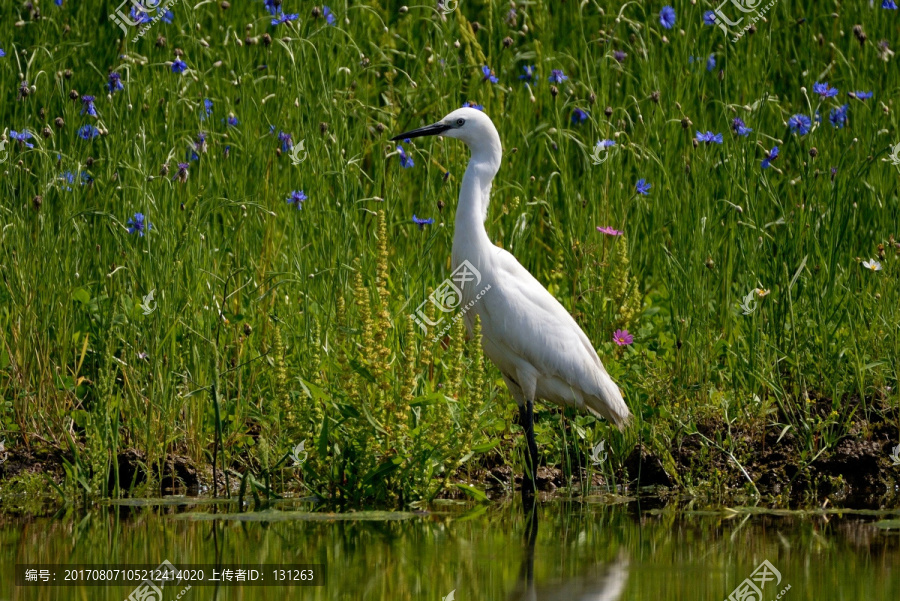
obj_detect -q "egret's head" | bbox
[391,108,500,155]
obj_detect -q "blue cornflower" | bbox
[706,54,716,72]
[0,48,5,58]
[272,10,299,26]
[519,65,536,82]
[187,149,199,162]
[636,179,652,195]
[195,132,207,153]
[324,6,336,25]
[659,6,676,29]
[761,146,779,169]
[731,117,752,137]
[107,72,124,93]
[55,0,63,5]
[287,190,307,210]
[59,171,75,191]
[171,58,187,73]
[851,91,873,100]
[10,129,34,148]
[203,98,213,119]
[462,101,484,111]
[174,162,190,182]
[227,115,239,126]
[813,82,838,98]
[161,9,174,23]
[78,125,100,139]
[263,0,279,15]
[571,108,589,124]
[696,131,723,144]
[81,171,94,186]
[412,215,434,230]
[81,95,97,116]
[883,0,898,9]
[130,5,152,24]
[788,114,812,135]
[548,69,568,84]
[278,131,293,152]
[397,144,414,168]
[127,213,152,236]
[481,65,498,84]
[703,10,716,25]
[829,104,848,128]
[613,50,627,63]
[597,139,616,148]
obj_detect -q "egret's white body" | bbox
[393,108,631,492]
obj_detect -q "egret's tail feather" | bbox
[587,370,632,430]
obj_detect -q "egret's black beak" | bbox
[390,122,451,141]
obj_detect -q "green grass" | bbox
[0,0,898,506]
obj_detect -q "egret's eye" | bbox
[456,118,465,126]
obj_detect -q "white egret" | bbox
[392,108,631,496]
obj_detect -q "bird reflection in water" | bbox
[507,503,629,601]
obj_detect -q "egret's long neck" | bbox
[452,143,501,269]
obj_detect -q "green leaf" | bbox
[410,392,454,407]
[471,440,500,454]
[362,457,401,486]
[359,402,388,435]
[776,425,792,444]
[70,410,90,429]
[348,359,376,383]
[789,255,807,291]
[455,483,488,502]
[298,378,331,401]
[317,416,329,458]
[336,403,360,419]
[72,287,91,305]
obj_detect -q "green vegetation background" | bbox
[0,0,897,506]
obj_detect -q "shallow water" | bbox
[2,497,899,600]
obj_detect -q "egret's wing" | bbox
[476,247,628,424]
[482,247,603,373]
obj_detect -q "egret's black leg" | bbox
[520,399,538,500]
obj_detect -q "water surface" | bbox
[2,498,898,600]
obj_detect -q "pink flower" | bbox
[613,329,633,346]
[596,226,623,236]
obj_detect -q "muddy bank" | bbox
[2,410,898,512]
